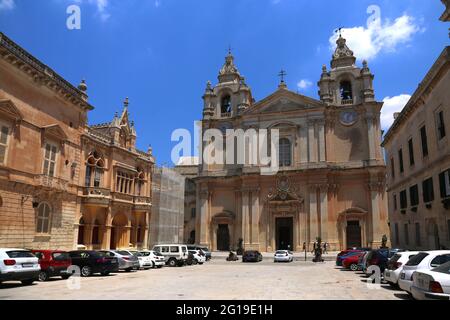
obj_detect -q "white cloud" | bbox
[381,94,411,131]
[329,14,423,61]
[0,0,15,11]
[73,0,110,21]
[297,79,313,90]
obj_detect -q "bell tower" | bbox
[318,35,375,107]
[202,49,253,120]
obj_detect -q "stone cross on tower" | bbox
[278,69,287,83]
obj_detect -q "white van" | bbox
[152,244,188,267]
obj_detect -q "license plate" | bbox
[22,263,33,268]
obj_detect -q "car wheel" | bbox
[168,259,177,267]
[350,264,358,271]
[38,271,49,282]
[157,265,163,269]
[151,261,155,269]
[125,268,132,272]
[193,259,198,265]
[61,275,71,280]
[21,279,34,286]
[81,266,92,277]
[101,271,110,276]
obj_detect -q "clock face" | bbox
[340,111,358,126]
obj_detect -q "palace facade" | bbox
[0,32,155,251]
[192,36,390,252]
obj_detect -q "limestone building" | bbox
[194,36,389,252]
[0,32,155,250]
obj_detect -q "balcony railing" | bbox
[34,175,68,192]
[341,99,354,105]
[83,187,111,197]
[134,196,152,205]
[221,112,231,118]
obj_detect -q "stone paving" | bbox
[0,253,409,300]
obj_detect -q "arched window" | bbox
[85,151,105,187]
[135,168,146,196]
[36,203,51,234]
[340,81,353,102]
[221,95,232,115]
[78,217,85,245]
[279,138,292,167]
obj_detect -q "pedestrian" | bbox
[323,242,328,254]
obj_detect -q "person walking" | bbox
[323,242,328,254]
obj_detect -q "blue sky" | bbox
[0,0,448,165]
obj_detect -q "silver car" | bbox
[100,250,140,272]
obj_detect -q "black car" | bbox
[68,251,119,277]
[242,251,263,263]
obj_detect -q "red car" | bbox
[32,250,72,282]
[342,252,365,271]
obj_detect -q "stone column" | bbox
[309,185,319,245]
[366,114,376,161]
[85,224,93,250]
[317,120,326,162]
[299,125,308,164]
[308,120,317,163]
[319,184,328,242]
[369,182,382,247]
[199,190,210,246]
[242,190,250,248]
[251,189,260,248]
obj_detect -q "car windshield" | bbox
[389,254,402,263]
[140,252,150,256]
[153,252,163,257]
[432,261,450,274]
[406,252,429,266]
[7,250,35,258]
[52,252,70,261]
[116,251,131,256]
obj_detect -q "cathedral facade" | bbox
[194,36,390,252]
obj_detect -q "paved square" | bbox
[0,254,407,300]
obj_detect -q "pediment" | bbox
[0,99,24,121]
[42,124,68,141]
[244,89,324,116]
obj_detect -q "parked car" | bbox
[336,250,363,266]
[0,249,40,286]
[399,251,450,295]
[139,250,165,268]
[242,251,263,263]
[128,250,152,270]
[153,244,188,267]
[32,250,72,282]
[364,249,391,274]
[68,250,119,277]
[336,251,363,266]
[188,245,211,261]
[411,261,450,300]
[274,250,293,263]
[384,251,419,287]
[188,250,206,265]
[99,250,140,272]
[342,252,366,271]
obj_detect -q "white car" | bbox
[0,249,40,286]
[274,250,294,263]
[384,251,420,286]
[188,250,206,265]
[140,250,165,268]
[128,250,152,270]
[153,244,188,267]
[399,250,450,294]
[411,261,450,300]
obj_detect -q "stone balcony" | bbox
[133,196,152,212]
[34,174,69,192]
[81,187,111,207]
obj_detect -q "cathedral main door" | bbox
[217,224,230,251]
[276,217,293,250]
[346,221,362,248]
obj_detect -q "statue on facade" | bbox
[312,237,324,263]
[381,234,388,249]
[237,238,244,256]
